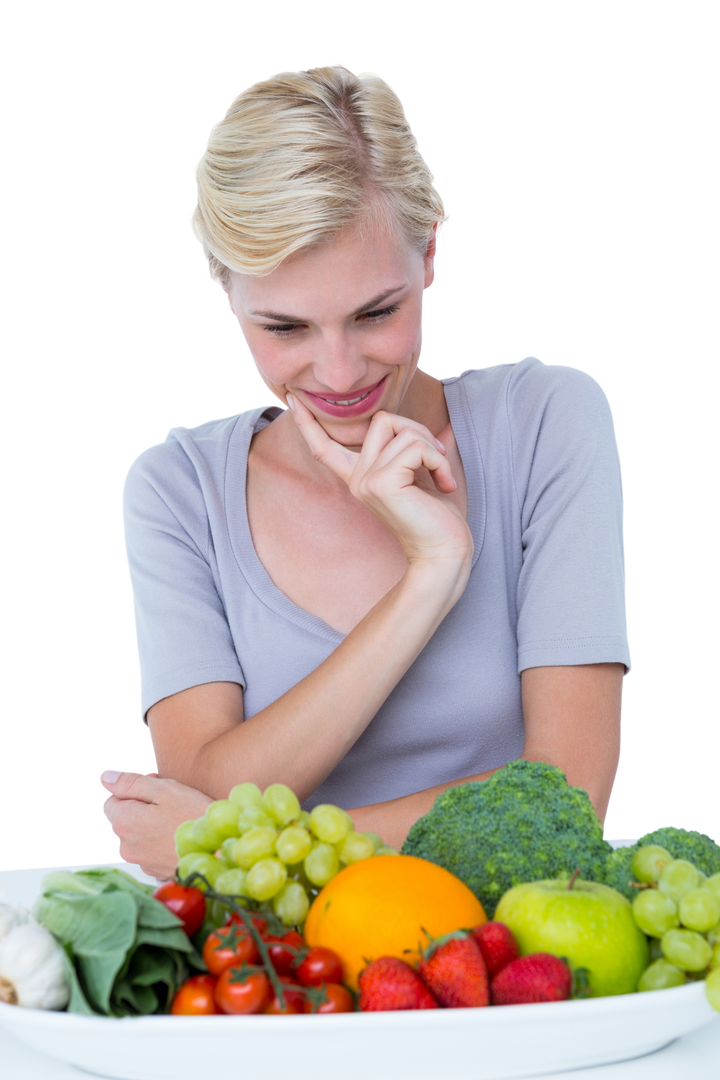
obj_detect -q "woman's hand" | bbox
[288,395,473,579]
[101,771,212,880]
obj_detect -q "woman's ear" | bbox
[424,222,438,288]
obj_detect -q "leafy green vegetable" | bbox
[33,868,203,1016]
[401,760,613,917]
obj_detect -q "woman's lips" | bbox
[300,377,388,418]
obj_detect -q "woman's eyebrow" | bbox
[250,284,408,323]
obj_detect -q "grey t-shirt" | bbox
[124,359,630,809]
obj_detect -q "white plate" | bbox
[0,863,716,1080]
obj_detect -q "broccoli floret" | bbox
[401,760,613,918]
[601,846,638,900]
[602,827,720,900]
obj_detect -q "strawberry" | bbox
[358,957,439,1011]
[418,931,489,1008]
[491,953,572,1005]
[471,921,520,979]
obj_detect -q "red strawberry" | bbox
[471,921,520,979]
[491,953,572,1005]
[418,931,489,1008]
[358,957,439,1011]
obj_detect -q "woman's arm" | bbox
[347,662,623,849]
[149,554,469,803]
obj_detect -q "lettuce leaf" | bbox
[34,868,201,1016]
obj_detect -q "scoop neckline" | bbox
[225,378,486,643]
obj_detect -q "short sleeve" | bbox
[123,438,245,719]
[508,364,631,673]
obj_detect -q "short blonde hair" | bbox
[193,66,445,283]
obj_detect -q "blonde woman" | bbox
[103,67,628,880]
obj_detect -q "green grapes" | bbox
[206,799,242,838]
[705,968,720,1013]
[661,928,712,972]
[705,874,720,903]
[174,781,391,926]
[710,942,720,971]
[219,837,239,866]
[174,820,199,858]
[232,827,278,869]
[632,844,720,1004]
[632,889,679,937]
[244,858,287,902]
[177,852,226,888]
[364,831,384,852]
[310,804,351,844]
[305,842,340,886]
[338,832,375,865]
[632,845,672,884]
[678,888,720,933]
[273,882,310,926]
[188,816,225,853]
[214,867,248,896]
[275,825,313,864]
[637,959,685,992]
[229,782,262,808]
[658,860,704,905]
[262,784,301,826]
[237,806,276,833]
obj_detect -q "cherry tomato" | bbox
[171,974,218,1015]
[202,923,259,977]
[264,975,307,1015]
[312,982,355,1014]
[295,946,344,987]
[227,912,267,937]
[215,968,271,1015]
[265,930,305,974]
[153,882,206,937]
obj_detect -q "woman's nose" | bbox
[311,333,368,393]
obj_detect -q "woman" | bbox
[103,66,628,880]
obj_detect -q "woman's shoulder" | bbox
[446,357,608,402]
[446,358,614,435]
[125,406,281,494]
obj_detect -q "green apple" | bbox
[494,878,649,997]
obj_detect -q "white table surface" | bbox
[2,865,719,1080]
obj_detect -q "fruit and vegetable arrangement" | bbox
[1,763,719,1018]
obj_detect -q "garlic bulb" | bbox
[0,922,70,1009]
[0,904,32,944]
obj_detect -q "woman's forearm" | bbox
[346,769,498,850]
[153,558,470,804]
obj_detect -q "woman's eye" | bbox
[263,304,399,336]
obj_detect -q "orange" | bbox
[303,854,486,990]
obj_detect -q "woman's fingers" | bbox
[101,772,212,879]
[356,419,455,494]
[287,393,358,483]
[358,410,446,471]
[289,394,456,493]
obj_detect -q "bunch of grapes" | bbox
[631,844,720,1012]
[174,783,397,927]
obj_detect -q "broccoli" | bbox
[601,827,720,900]
[401,760,613,918]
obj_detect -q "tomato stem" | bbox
[180,872,286,1010]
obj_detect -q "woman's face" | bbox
[226,221,435,446]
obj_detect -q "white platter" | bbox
[0,862,716,1080]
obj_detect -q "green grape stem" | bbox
[179,870,287,1009]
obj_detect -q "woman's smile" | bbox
[301,376,388,417]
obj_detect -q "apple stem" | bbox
[568,867,582,891]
